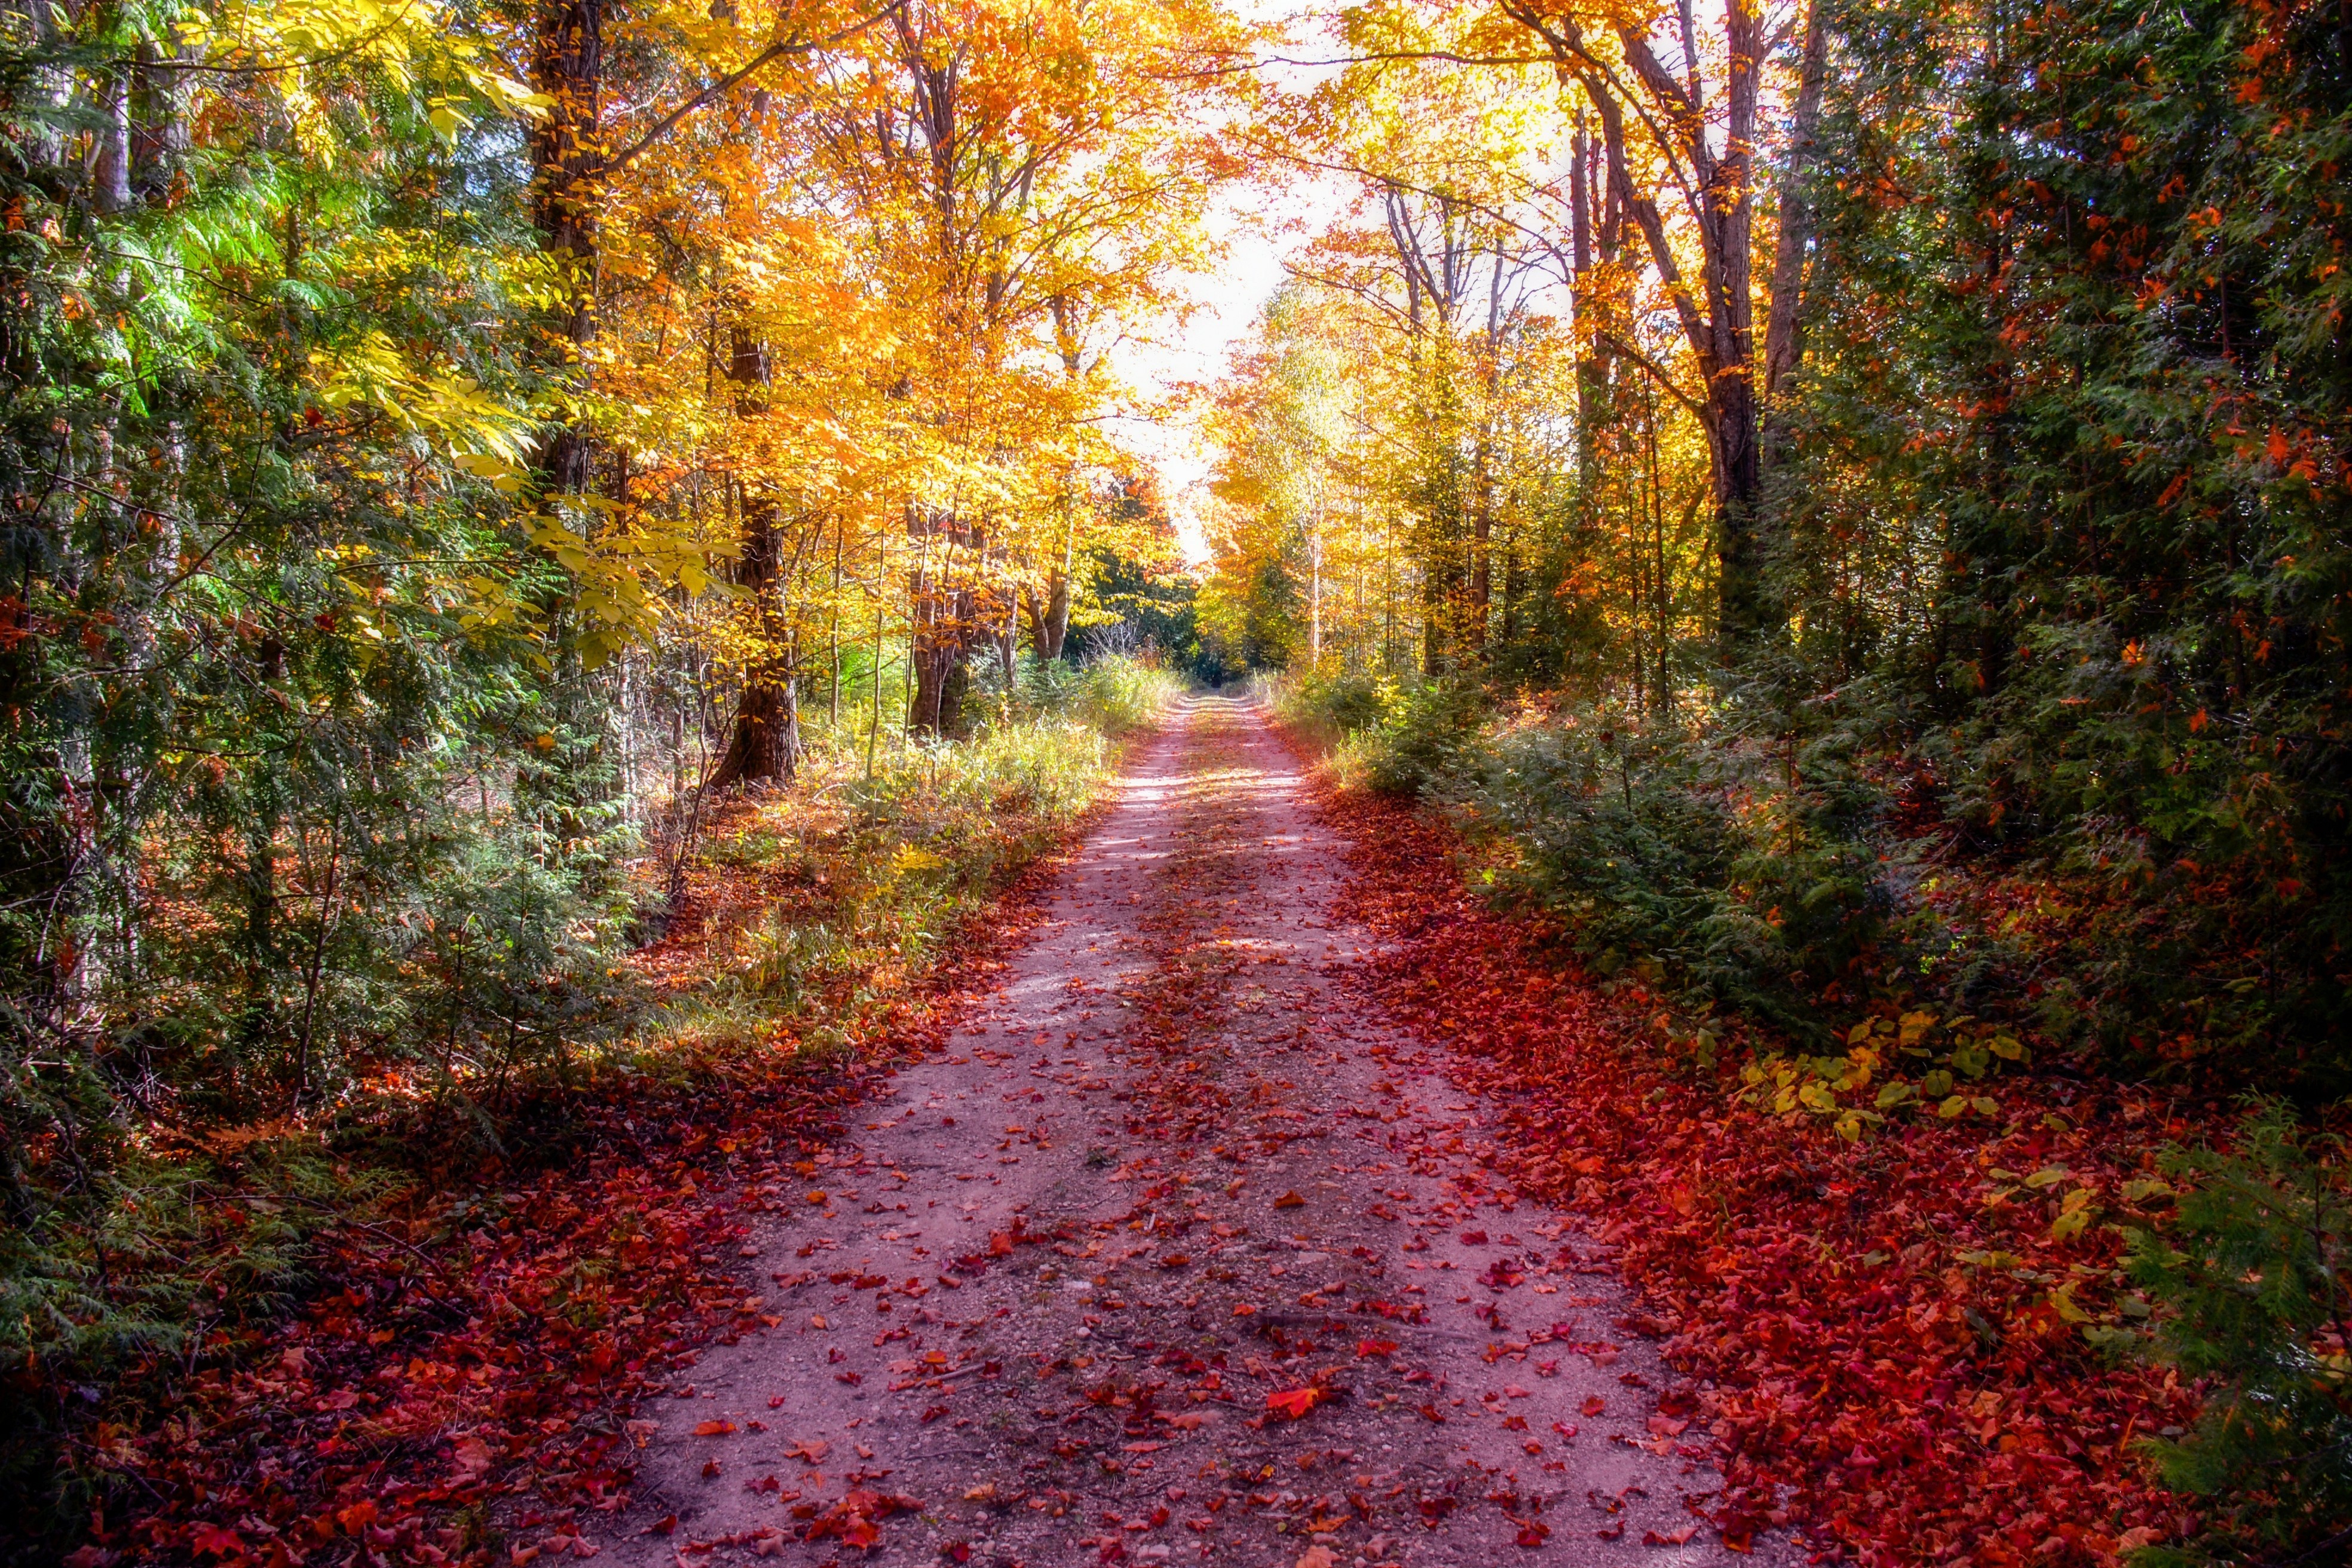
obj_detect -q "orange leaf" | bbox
[1266,1386,1320,1420]
[693,1419,737,1437]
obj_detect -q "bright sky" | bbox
[1106,7,1358,566]
[1107,186,1345,565]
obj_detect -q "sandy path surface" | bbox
[620,698,1782,1567]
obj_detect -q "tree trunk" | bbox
[1763,0,1829,408]
[529,0,603,497]
[708,495,801,789]
[1509,1,1777,654]
[908,519,974,739]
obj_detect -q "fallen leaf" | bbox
[1643,1526,1698,1546]
[449,1435,495,1480]
[1266,1387,1320,1420]
[1275,1190,1306,1209]
[693,1419,737,1437]
[1581,1395,1606,1417]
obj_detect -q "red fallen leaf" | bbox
[1580,1395,1606,1417]
[1644,1414,1688,1438]
[1355,1338,1398,1358]
[702,1457,724,1478]
[694,1419,737,1436]
[1460,1230,1488,1245]
[1158,1254,1190,1269]
[988,1232,1014,1255]
[1551,1422,1578,1440]
[1417,1403,1447,1423]
[1515,1521,1551,1547]
[449,1434,495,1480]
[1265,1387,1320,1420]
[1274,1190,1306,1209]
[768,1396,786,1409]
[783,1438,829,1463]
[1643,1527,1698,1546]
[642,1516,678,1537]
[1594,1521,1625,1541]
[189,1523,245,1560]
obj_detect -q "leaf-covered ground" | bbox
[1309,766,2203,1564]
[66,701,2200,1567]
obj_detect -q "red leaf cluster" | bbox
[1312,780,2200,1566]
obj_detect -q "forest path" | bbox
[621,697,1777,1567]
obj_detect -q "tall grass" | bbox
[611,653,1183,1073]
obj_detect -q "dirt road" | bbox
[621,698,1777,1567]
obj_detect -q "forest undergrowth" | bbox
[5,660,1178,1568]
[1273,690,2351,1567]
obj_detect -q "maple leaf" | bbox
[693,1419,737,1437]
[1265,1387,1320,1420]
[188,1523,245,1560]
[1643,1526,1698,1545]
[1580,1395,1606,1417]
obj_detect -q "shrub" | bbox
[2123,1103,2352,1567]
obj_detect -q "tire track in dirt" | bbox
[615,697,1788,1567]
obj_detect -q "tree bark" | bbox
[1763,0,1829,406]
[707,494,803,789]
[529,0,604,496]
